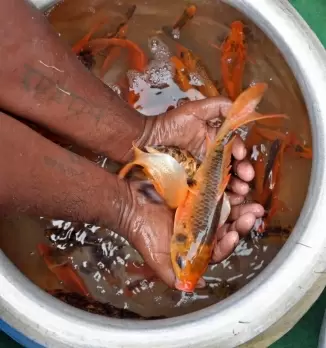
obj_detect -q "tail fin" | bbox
[217,83,288,141]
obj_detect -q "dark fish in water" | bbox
[50,289,166,319]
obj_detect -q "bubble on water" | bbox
[148,36,172,61]
[189,72,204,87]
[172,28,180,40]
[127,70,143,88]
[144,60,175,88]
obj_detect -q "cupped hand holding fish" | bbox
[118,84,288,289]
[119,137,265,288]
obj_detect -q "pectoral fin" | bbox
[218,193,231,228]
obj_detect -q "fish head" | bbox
[179,48,198,71]
[230,21,245,43]
[171,232,208,293]
[231,21,244,34]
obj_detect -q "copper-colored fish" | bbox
[177,44,220,97]
[170,83,288,292]
[162,4,197,39]
[38,243,89,297]
[213,20,247,101]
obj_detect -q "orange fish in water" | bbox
[100,5,137,78]
[83,38,148,73]
[162,4,197,39]
[170,55,192,92]
[258,139,290,232]
[38,243,89,297]
[213,20,247,101]
[177,44,219,97]
[248,126,312,233]
[118,144,189,209]
[72,17,109,54]
[170,83,288,292]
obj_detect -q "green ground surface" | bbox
[1,0,326,347]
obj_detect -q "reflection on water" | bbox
[0,0,312,319]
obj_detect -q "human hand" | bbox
[118,135,264,288]
[139,96,234,160]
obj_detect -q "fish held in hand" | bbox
[118,144,189,209]
[171,83,288,292]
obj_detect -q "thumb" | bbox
[129,226,176,288]
[177,96,232,121]
[120,181,176,288]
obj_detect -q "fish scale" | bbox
[190,144,225,242]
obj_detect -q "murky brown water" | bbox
[0,0,312,319]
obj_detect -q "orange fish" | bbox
[213,20,247,101]
[85,38,148,72]
[100,5,137,78]
[177,44,219,97]
[170,55,192,91]
[170,83,288,292]
[38,243,89,297]
[72,17,109,54]
[118,144,189,209]
[162,4,197,39]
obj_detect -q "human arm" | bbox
[0,111,131,229]
[0,0,152,163]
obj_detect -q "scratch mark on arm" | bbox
[39,60,64,73]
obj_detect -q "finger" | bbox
[229,212,256,237]
[232,136,247,161]
[227,192,245,206]
[178,96,232,121]
[139,247,176,288]
[229,203,264,221]
[228,176,250,196]
[233,159,255,182]
[212,231,239,263]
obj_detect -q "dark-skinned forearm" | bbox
[0,112,131,229]
[0,0,152,163]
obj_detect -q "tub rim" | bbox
[1,0,326,347]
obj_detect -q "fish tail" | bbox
[38,243,89,296]
[217,83,288,141]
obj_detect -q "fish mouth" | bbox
[175,279,195,293]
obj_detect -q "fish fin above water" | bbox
[217,136,235,195]
[227,83,268,120]
[218,193,231,228]
[205,133,213,153]
[119,143,147,179]
[120,144,188,209]
[216,83,288,141]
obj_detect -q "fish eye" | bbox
[177,255,186,269]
